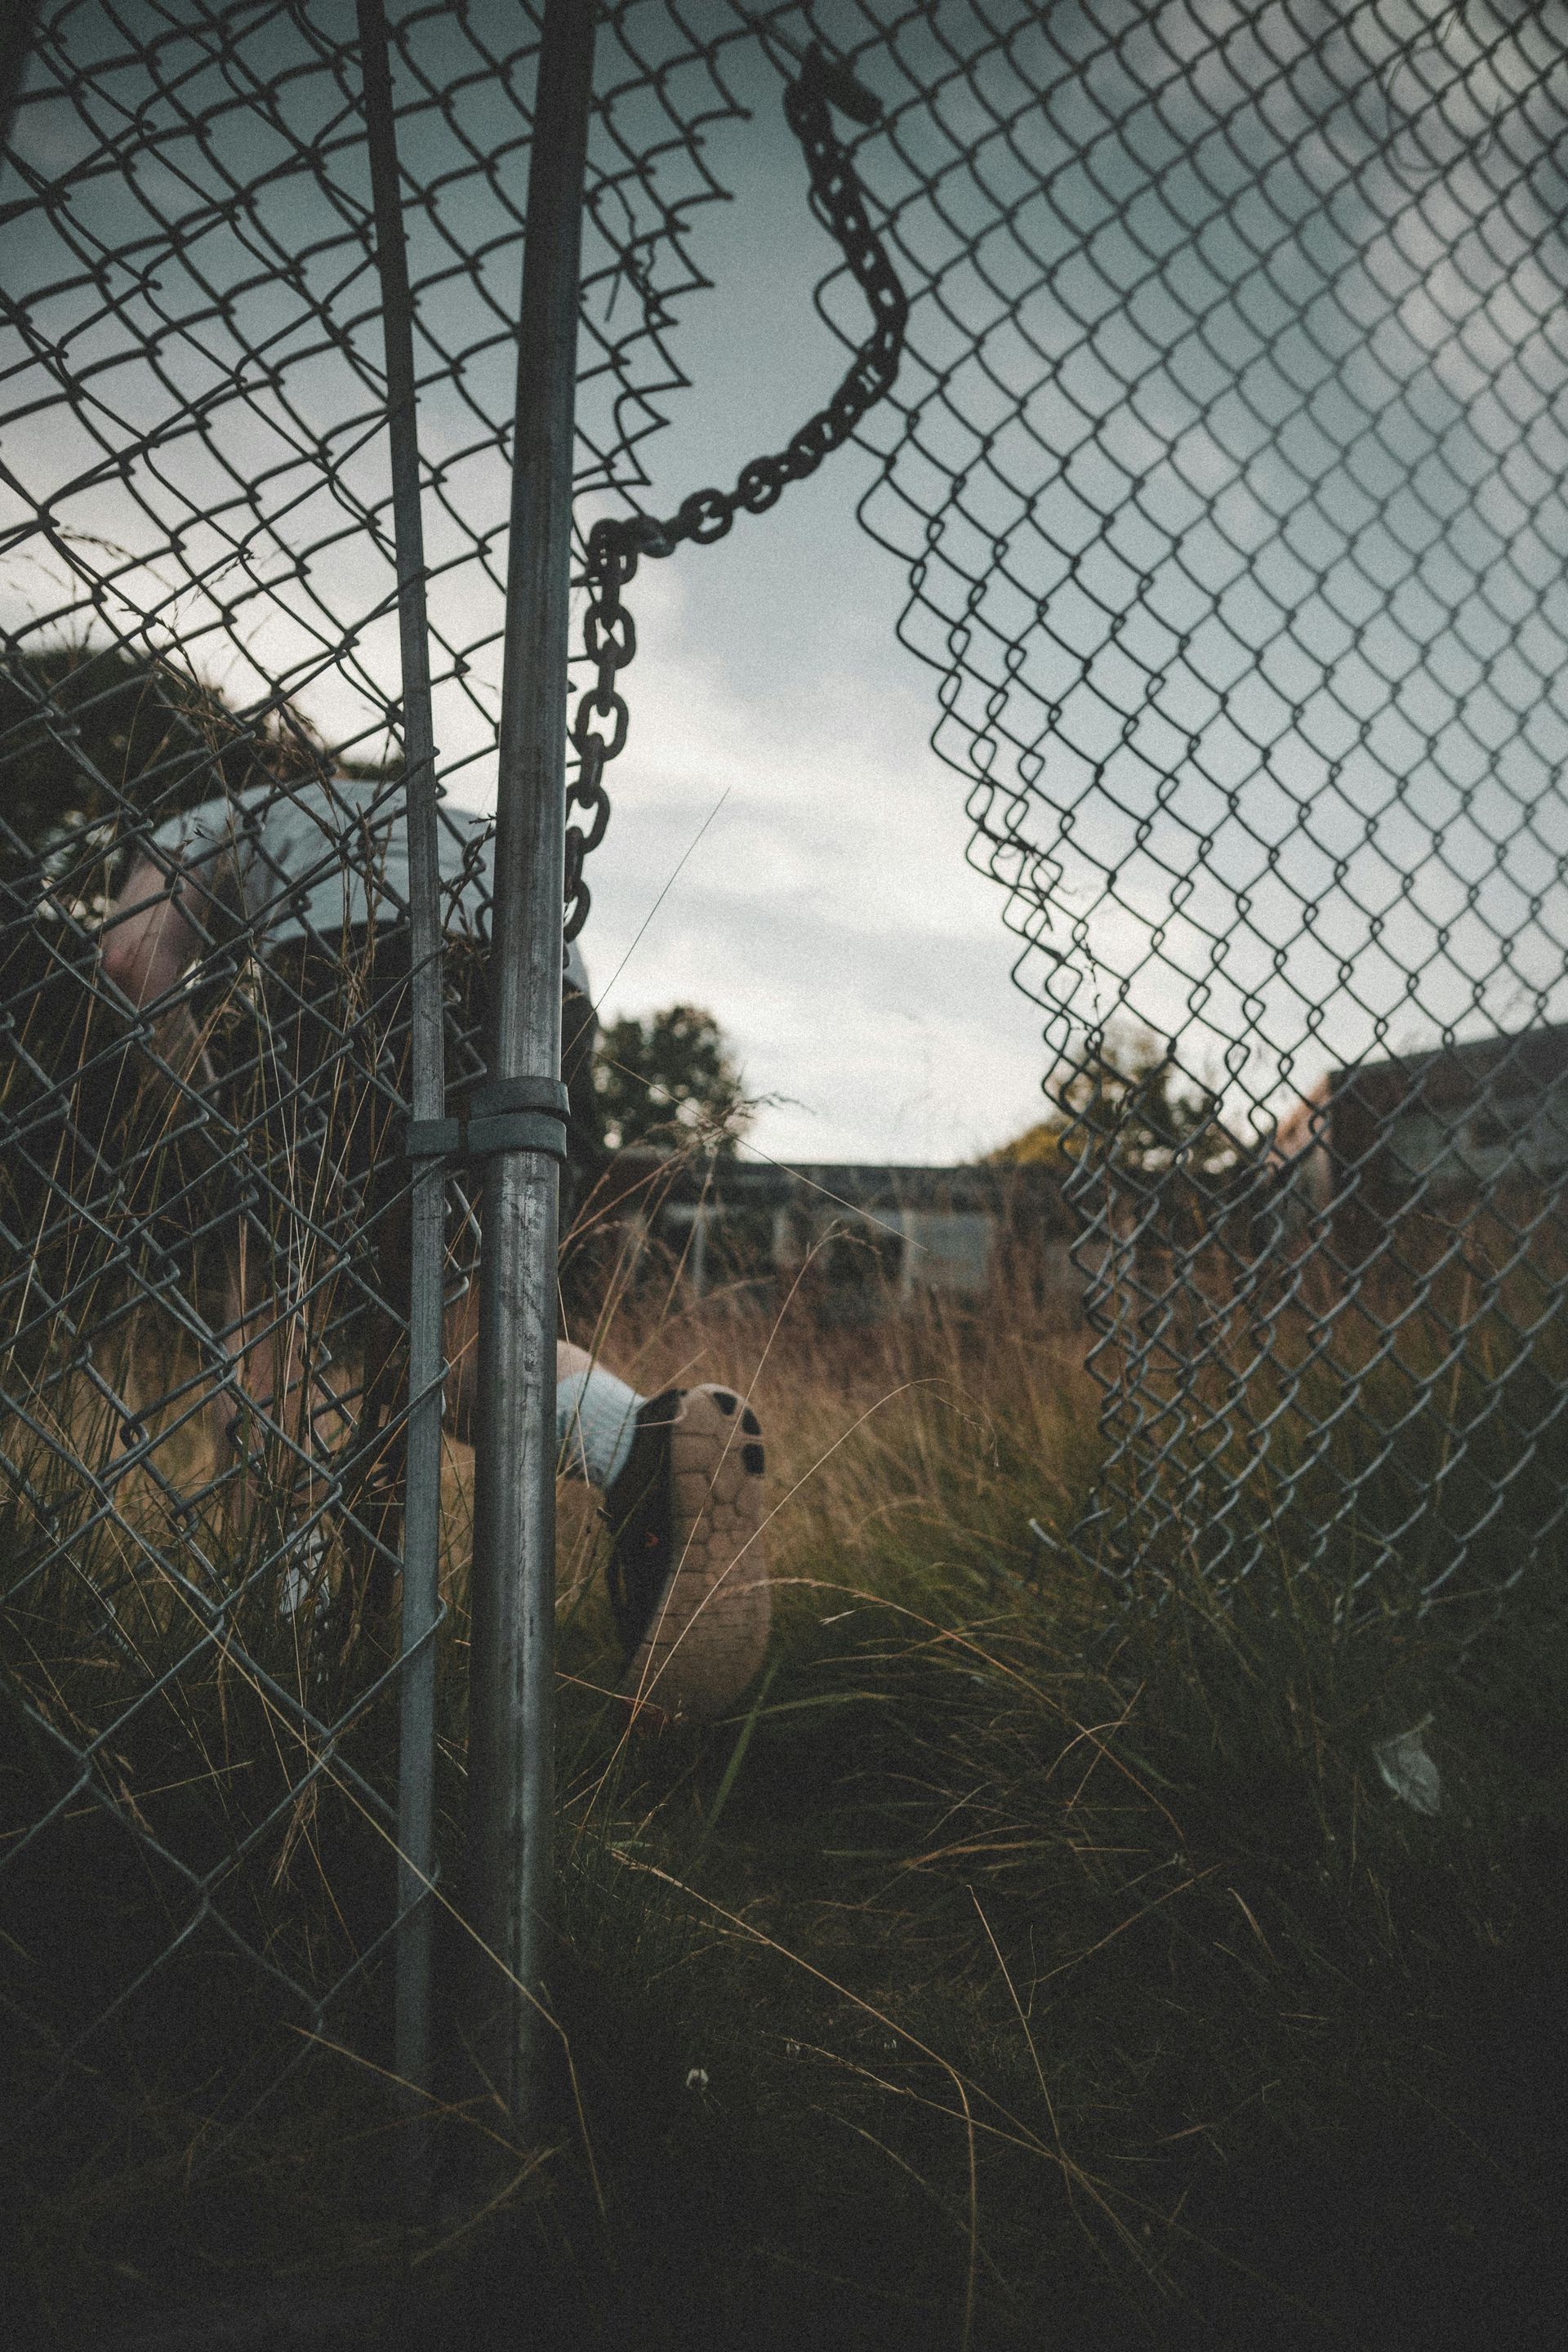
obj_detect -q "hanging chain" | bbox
[562,42,907,942]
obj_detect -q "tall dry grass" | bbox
[5,1227,1567,2348]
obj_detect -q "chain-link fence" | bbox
[829,0,1568,1646]
[0,0,791,2180]
[5,0,1568,2203]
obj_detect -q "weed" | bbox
[3,1260,1566,2349]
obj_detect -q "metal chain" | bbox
[563,42,907,942]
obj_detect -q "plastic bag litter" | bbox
[1373,1717,1441,1817]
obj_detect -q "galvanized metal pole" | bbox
[0,0,42,164]
[356,0,444,2137]
[466,0,596,2133]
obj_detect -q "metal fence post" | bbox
[466,0,597,2135]
[355,0,444,2142]
[0,2,42,163]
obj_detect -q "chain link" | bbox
[563,43,907,942]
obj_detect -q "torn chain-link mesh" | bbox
[819,0,1568,1646]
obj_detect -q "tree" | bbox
[987,1025,1237,1178]
[595,1004,751,1157]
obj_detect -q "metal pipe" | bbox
[466,0,597,2135]
[0,0,42,168]
[355,0,444,2140]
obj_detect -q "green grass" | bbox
[4,1290,1567,2350]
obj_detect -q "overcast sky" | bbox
[561,486,1057,1165]
[2,2,1058,1165]
[541,56,1056,1166]
[8,0,1568,1165]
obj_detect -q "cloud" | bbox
[575,501,1051,1163]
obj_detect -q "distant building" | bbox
[581,1152,1080,1321]
[1274,1022,1568,1265]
